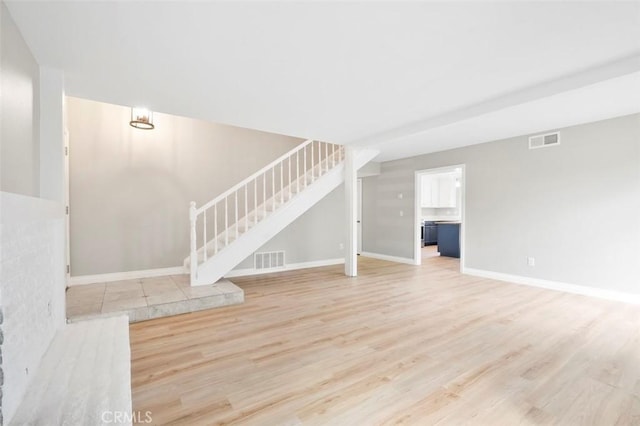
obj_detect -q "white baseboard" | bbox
[69,266,185,286]
[359,251,418,266]
[70,258,345,285]
[463,267,640,305]
[225,258,345,278]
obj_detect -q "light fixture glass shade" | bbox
[130,107,154,129]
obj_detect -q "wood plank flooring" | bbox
[130,255,640,425]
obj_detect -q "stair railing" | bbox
[189,140,345,279]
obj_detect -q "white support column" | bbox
[39,67,67,327]
[344,146,358,277]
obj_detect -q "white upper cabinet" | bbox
[421,175,436,207]
[421,173,457,208]
[437,175,457,207]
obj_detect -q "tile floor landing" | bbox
[66,274,244,323]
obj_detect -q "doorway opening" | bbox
[414,165,465,271]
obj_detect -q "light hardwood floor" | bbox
[130,256,640,425]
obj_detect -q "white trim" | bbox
[463,267,640,305]
[357,178,362,255]
[69,266,185,286]
[64,126,71,286]
[360,252,418,266]
[225,258,345,278]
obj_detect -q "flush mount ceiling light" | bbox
[129,107,154,130]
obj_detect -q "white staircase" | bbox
[185,140,377,286]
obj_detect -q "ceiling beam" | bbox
[351,53,640,150]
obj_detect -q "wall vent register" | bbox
[529,132,560,149]
[254,251,286,270]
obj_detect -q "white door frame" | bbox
[64,128,70,285]
[64,107,71,286]
[413,164,466,272]
[357,178,362,254]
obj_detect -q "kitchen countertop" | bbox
[423,216,461,222]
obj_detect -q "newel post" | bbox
[189,201,197,284]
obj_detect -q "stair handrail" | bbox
[195,139,314,214]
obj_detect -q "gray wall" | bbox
[363,114,640,294]
[0,1,40,196]
[68,97,345,275]
[234,185,345,269]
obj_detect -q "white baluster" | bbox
[189,201,197,281]
[297,151,300,193]
[263,172,266,218]
[203,211,207,262]
[304,146,307,188]
[272,167,275,211]
[224,197,228,246]
[235,191,239,240]
[311,141,315,182]
[244,183,248,233]
[280,161,284,204]
[214,204,218,255]
[254,178,257,226]
[324,142,328,171]
[288,156,291,199]
[332,144,335,167]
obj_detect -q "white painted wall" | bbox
[363,113,640,294]
[0,2,40,196]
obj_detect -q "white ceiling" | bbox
[6,1,640,161]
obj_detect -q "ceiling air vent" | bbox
[529,132,560,149]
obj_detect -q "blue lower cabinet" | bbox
[423,221,437,246]
[437,223,460,258]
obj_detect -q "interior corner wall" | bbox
[68,97,329,276]
[363,113,640,294]
[0,1,40,196]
